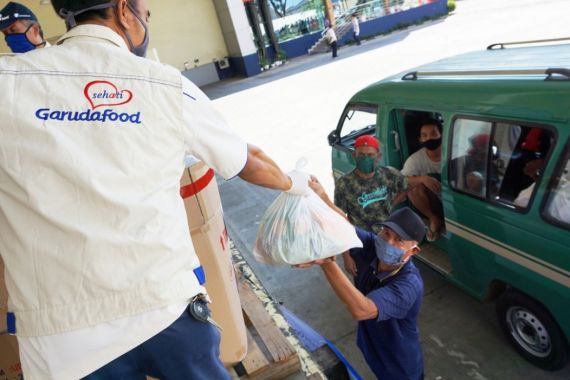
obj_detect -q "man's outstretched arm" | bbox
[317,259,378,321]
[238,144,292,191]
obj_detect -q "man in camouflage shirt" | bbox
[335,164,406,233]
[334,135,440,275]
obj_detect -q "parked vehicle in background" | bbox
[328,38,570,371]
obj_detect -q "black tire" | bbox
[496,289,569,371]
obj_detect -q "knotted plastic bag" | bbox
[253,166,362,265]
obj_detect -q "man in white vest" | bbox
[0,0,307,378]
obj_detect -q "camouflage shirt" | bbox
[334,167,407,233]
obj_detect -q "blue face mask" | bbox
[124,2,150,57]
[5,24,38,53]
[374,236,406,265]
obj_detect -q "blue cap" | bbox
[380,207,426,243]
[0,2,38,30]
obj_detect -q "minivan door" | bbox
[444,117,560,295]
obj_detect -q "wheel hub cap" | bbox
[506,306,551,358]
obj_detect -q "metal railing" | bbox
[401,68,570,81]
[487,37,570,50]
[341,0,429,25]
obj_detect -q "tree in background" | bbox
[259,0,281,53]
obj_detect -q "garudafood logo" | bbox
[35,80,142,124]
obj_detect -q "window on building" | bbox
[271,1,326,43]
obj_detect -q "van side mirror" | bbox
[328,130,339,146]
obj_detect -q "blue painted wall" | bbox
[222,53,261,79]
[278,32,324,59]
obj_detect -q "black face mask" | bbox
[422,137,442,151]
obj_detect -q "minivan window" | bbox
[492,125,553,208]
[544,145,570,229]
[449,119,492,198]
[338,104,378,147]
[450,118,554,207]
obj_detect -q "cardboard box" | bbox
[180,161,223,229]
[181,161,248,365]
[0,334,22,380]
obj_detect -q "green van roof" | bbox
[353,42,570,121]
[405,43,570,74]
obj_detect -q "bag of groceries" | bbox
[253,178,362,266]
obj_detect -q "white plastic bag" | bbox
[253,188,363,266]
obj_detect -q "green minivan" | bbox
[328,38,570,370]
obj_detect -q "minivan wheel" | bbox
[496,289,569,371]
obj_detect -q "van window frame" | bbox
[389,108,444,170]
[448,114,558,213]
[541,137,570,231]
[332,102,379,154]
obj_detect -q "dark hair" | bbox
[74,0,139,24]
[52,0,139,27]
[73,8,110,24]
[420,118,442,133]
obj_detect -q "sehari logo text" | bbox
[35,80,141,124]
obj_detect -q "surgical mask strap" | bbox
[123,1,149,57]
[400,245,418,265]
[31,23,47,48]
[23,23,47,47]
[58,2,115,29]
[21,22,34,36]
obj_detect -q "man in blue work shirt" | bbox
[301,177,425,379]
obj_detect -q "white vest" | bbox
[0,25,206,336]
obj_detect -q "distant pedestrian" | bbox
[352,13,361,45]
[323,20,338,58]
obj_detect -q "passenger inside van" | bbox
[401,119,444,240]
[465,171,485,195]
[513,128,551,207]
[548,180,570,224]
[466,134,491,176]
[514,157,546,207]
[450,133,499,197]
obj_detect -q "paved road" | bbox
[206,0,570,379]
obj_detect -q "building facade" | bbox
[0,0,447,86]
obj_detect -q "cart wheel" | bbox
[496,289,569,370]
